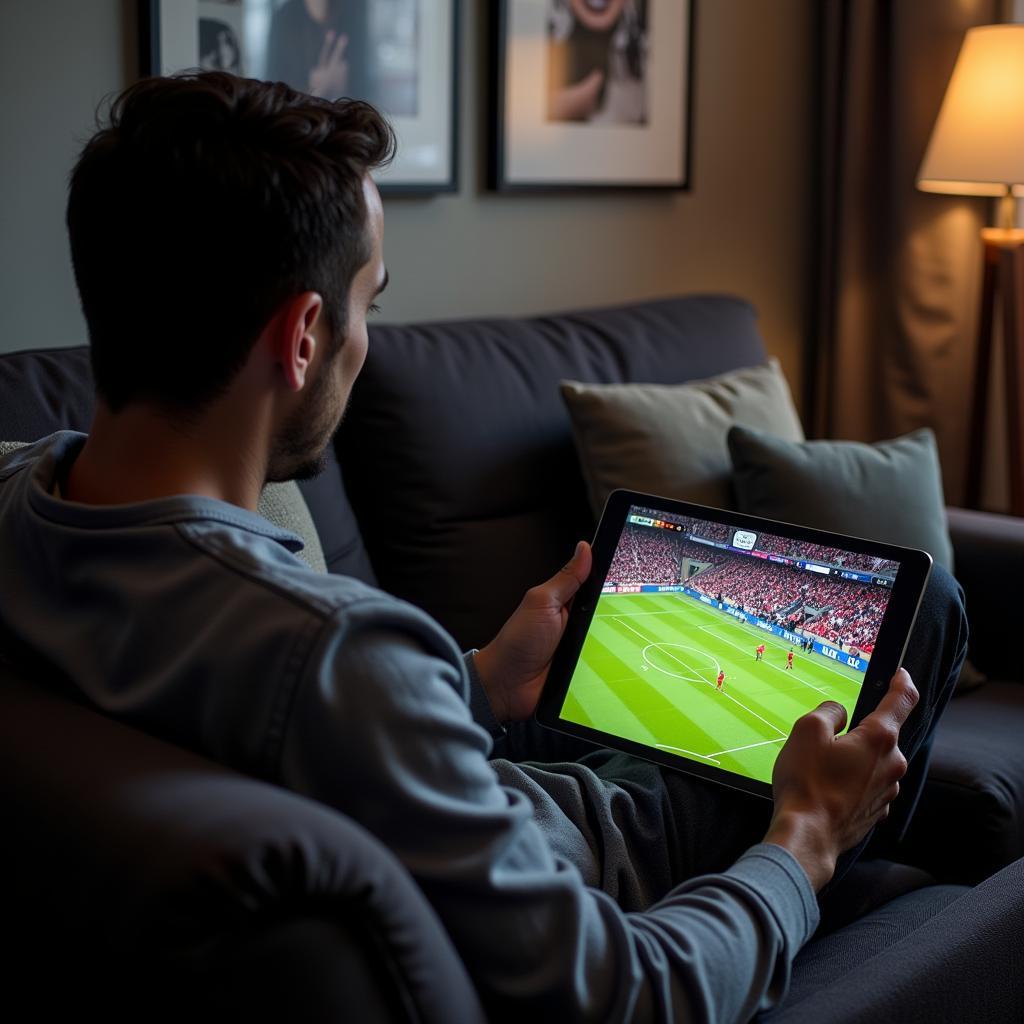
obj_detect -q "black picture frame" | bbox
[490,0,694,193]
[138,0,459,197]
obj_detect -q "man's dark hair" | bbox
[67,71,394,414]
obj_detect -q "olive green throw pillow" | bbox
[727,425,954,571]
[561,359,805,516]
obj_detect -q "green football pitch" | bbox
[560,592,865,785]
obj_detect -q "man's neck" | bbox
[64,402,268,512]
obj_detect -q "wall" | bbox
[0,0,135,357]
[0,1,815,411]
[386,1,815,408]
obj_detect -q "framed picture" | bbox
[490,0,693,191]
[138,0,459,195]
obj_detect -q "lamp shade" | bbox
[917,24,1024,198]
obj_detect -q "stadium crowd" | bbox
[608,526,687,585]
[690,560,799,618]
[689,558,889,651]
[609,523,890,651]
[752,534,898,574]
[797,581,888,651]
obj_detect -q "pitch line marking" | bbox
[613,617,787,739]
[705,737,787,758]
[711,616,858,684]
[642,643,718,685]
[594,610,705,619]
[655,744,722,765]
[674,595,861,686]
[697,625,829,696]
[614,617,719,682]
[715,618,860,686]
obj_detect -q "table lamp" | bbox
[917,24,1024,513]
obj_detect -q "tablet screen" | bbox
[557,503,903,786]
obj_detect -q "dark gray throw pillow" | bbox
[727,425,954,570]
[728,426,986,694]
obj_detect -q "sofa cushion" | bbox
[766,882,966,1021]
[561,358,804,516]
[728,425,954,570]
[896,681,1024,884]
[339,296,769,649]
[763,856,1024,1023]
[0,346,374,583]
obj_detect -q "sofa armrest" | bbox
[770,857,1024,1023]
[947,506,1024,682]
[0,669,484,1024]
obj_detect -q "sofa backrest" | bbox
[0,295,770,650]
[337,294,768,649]
[0,345,376,583]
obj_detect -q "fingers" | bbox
[866,668,919,736]
[870,781,900,822]
[561,540,592,581]
[554,539,592,596]
[551,69,605,119]
[813,700,848,736]
[330,32,349,66]
[525,541,592,611]
[318,29,335,65]
[576,67,605,99]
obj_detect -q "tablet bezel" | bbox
[536,489,934,800]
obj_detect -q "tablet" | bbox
[536,490,933,799]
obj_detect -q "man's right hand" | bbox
[764,669,918,891]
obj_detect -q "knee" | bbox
[925,563,969,648]
[911,562,969,686]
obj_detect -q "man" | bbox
[787,648,795,670]
[755,643,765,662]
[0,73,966,1021]
[717,669,726,691]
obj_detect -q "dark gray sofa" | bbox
[2,294,1023,1020]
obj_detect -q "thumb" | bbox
[815,700,848,736]
[541,541,592,607]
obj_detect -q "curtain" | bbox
[811,0,1001,508]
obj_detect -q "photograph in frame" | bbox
[492,0,693,191]
[140,0,459,195]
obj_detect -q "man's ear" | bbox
[272,292,324,392]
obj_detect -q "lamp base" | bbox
[966,231,1024,514]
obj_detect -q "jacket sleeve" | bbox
[278,597,818,1023]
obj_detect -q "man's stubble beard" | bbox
[265,356,347,484]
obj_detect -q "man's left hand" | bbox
[473,541,592,722]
